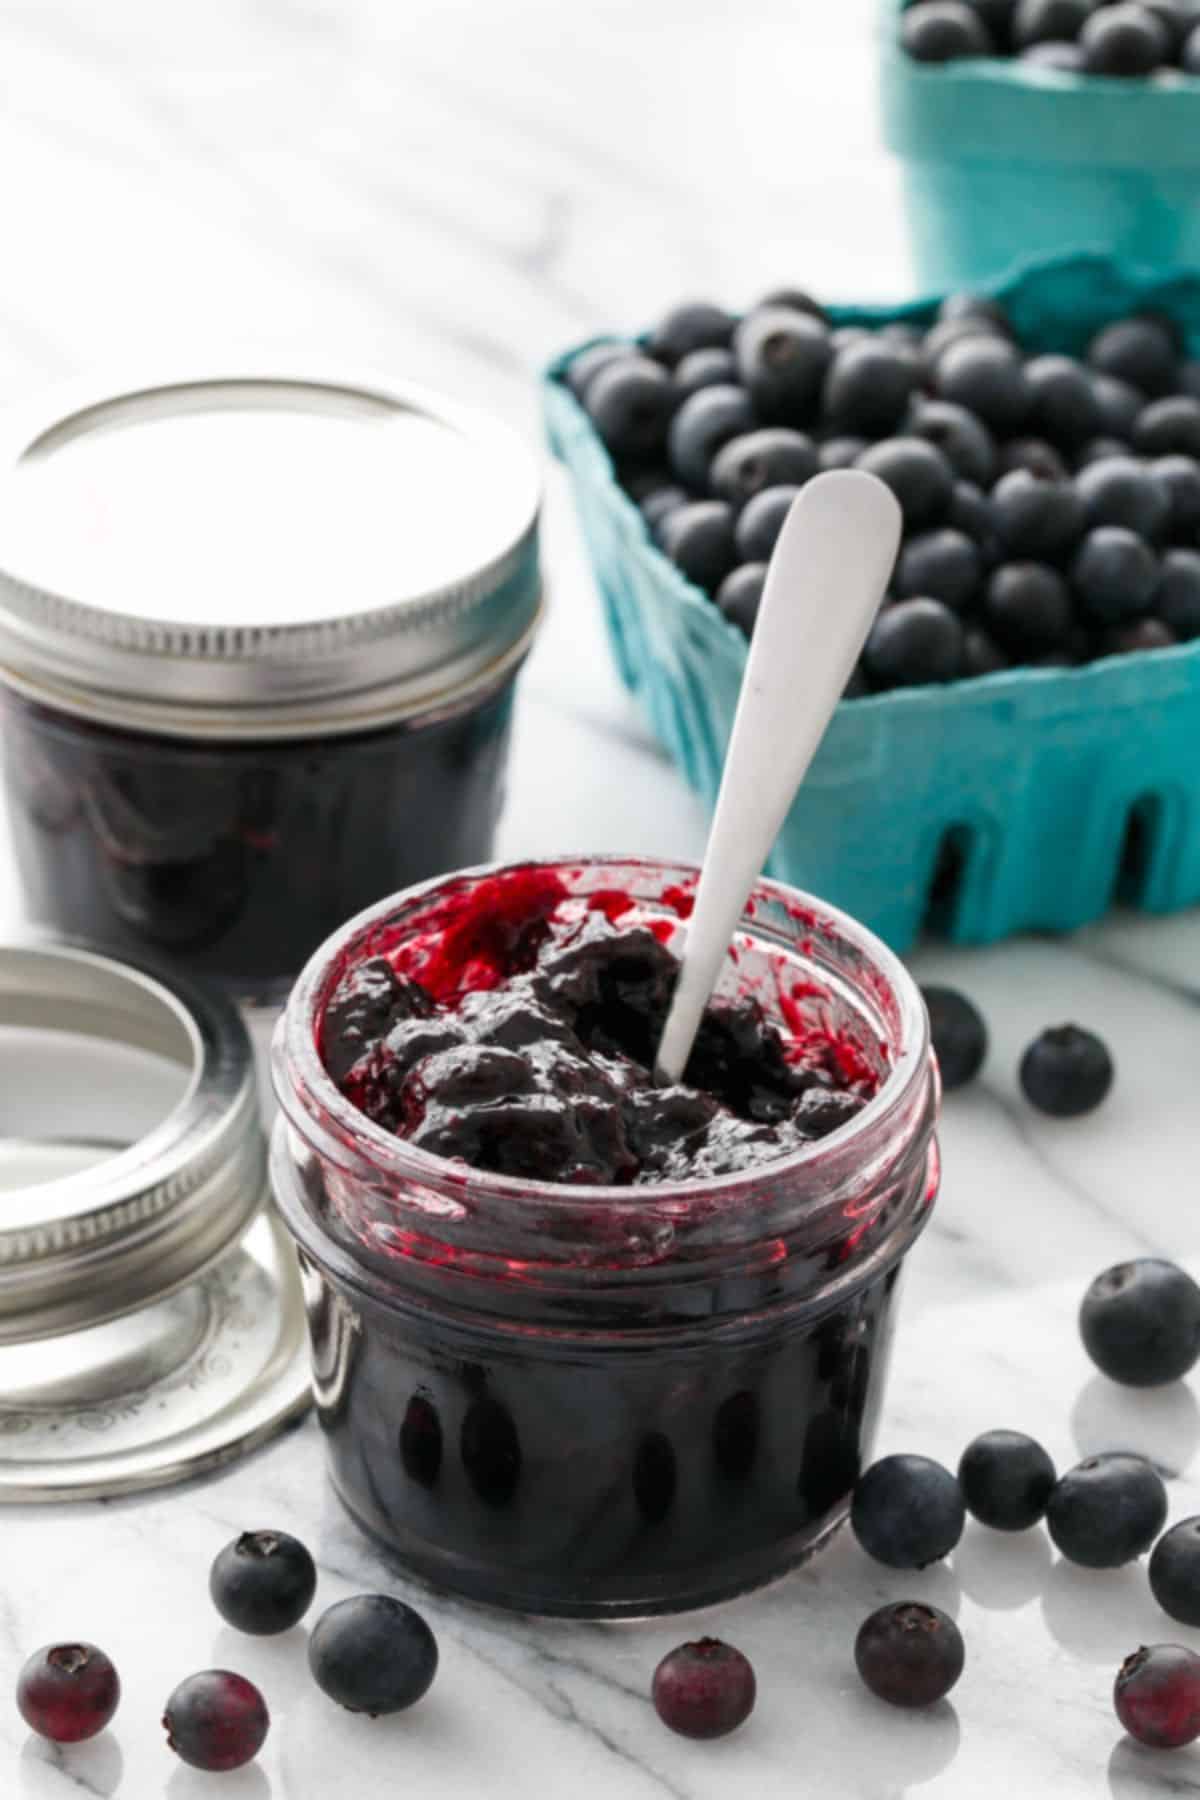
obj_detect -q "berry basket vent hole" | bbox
[1115,794,1165,906]
[921,824,975,938]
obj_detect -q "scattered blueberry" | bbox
[958,1429,1056,1530]
[17,1645,120,1744]
[863,598,965,688]
[982,562,1073,655]
[651,1638,756,1739]
[163,1670,269,1772]
[901,0,996,59]
[648,300,736,367]
[1080,1258,1200,1387]
[209,1530,318,1636]
[856,437,955,528]
[734,485,799,563]
[1151,1519,1200,1627]
[1070,526,1159,622]
[894,529,982,610]
[1075,455,1170,538]
[1156,547,1200,637]
[709,428,817,505]
[1089,315,1179,399]
[908,398,998,487]
[660,501,738,592]
[1047,1454,1167,1568]
[1081,3,1170,74]
[923,985,988,1089]
[851,1453,966,1569]
[991,468,1084,560]
[1114,1644,1200,1750]
[823,338,920,437]
[309,1596,438,1716]
[734,306,832,425]
[854,1603,965,1709]
[936,336,1031,434]
[584,355,676,460]
[1020,1023,1114,1115]
[667,384,755,492]
[717,563,766,638]
[673,347,739,403]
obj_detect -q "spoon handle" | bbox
[655,470,902,1084]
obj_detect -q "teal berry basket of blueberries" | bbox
[882,0,1200,290]
[543,252,1200,955]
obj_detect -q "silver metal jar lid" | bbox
[0,370,542,740]
[0,932,310,1499]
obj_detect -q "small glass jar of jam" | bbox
[0,373,541,1002]
[271,857,940,1618]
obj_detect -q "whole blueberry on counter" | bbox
[210,1529,318,1635]
[822,338,920,437]
[958,1429,1056,1530]
[863,598,965,689]
[734,306,832,424]
[17,1644,120,1743]
[660,501,738,592]
[851,1453,966,1568]
[667,384,755,492]
[584,355,676,460]
[901,1,996,58]
[855,1603,965,1709]
[647,300,736,366]
[1020,1023,1114,1115]
[652,1638,756,1739]
[709,428,817,505]
[163,1670,269,1772]
[1047,1454,1167,1567]
[309,1595,438,1716]
[1114,1644,1200,1750]
[855,438,955,529]
[1080,1258,1200,1387]
[923,985,988,1089]
[1151,1519,1200,1627]
[717,563,766,638]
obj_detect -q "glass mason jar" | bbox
[271,857,940,1619]
[0,373,541,1002]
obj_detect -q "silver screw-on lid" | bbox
[0,370,542,739]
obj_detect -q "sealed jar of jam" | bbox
[271,856,940,1618]
[0,373,541,1002]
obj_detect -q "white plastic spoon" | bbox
[654,469,902,1084]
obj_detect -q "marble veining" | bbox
[0,1,1197,1794]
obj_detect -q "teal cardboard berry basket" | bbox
[544,254,1200,955]
[880,0,1200,290]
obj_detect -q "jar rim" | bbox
[274,854,932,1210]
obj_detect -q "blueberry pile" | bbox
[569,293,1200,690]
[901,0,1200,77]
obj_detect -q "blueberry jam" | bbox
[274,859,939,1616]
[323,873,876,1185]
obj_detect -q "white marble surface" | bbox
[1,2,1200,1796]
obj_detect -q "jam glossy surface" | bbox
[323,873,876,1184]
[1,683,517,997]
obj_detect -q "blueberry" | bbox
[734,306,833,425]
[660,501,737,592]
[709,428,817,505]
[209,1531,318,1636]
[880,321,926,349]
[667,384,755,492]
[1089,315,1179,398]
[831,325,871,352]
[958,1430,1056,1530]
[960,0,1018,38]
[640,484,689,538]
[851,1454,966,1569]
[1152,456,1200,540]
[1091,371,1145,438]
[1021,36,1086,63]
[717,563,766,638]
[673,347,738,403]
[734,485,799,562]
[982,562,1073,654]
[1076,454,1170,538]
[921,316,1011,383]
[1135,396,1200,458]
[901,0,996,57]
[938,292,1012,329]
[822,338,920,437]
[1151,1519,1200,1626]
[1156,547,1200,637]
[647,300,736,367]
[755,286,830,326]
[1100,617,1177,654]
[585,355,676,460]
[998,438,1070,482]
[844,664,871,697]
[1185,18,1200,67]
[309,1595,438,1716]
[963,625,1010,675]
[1075,436,1135,468]
[922,985,988,1089]
[17,1645,121,1744]
[856,437,955,529]
[1019,1022,1114,1115]
[1047,1454,1167,1568]
[948,479,1000,556]
[1114,1644,1200,1751]
[1071,526,1159,621]
[163,1671,269,1772]
[1081,3,1170,73]
[1142,0,1194,52]
[908,398,998,486]
[819,434,869,471]
[855,1603,965,1710]
[1013,0,1091,46]
[864,598,965,688]
[1081,1259,1200,1387]
[651,1639,756,1740]
[1026,356,1106,457]
[936,336,1031,434]
[894,529,982,610]
[992,468,1085,562]
[565,342,631,401]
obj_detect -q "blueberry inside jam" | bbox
[323,877,876,1184]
